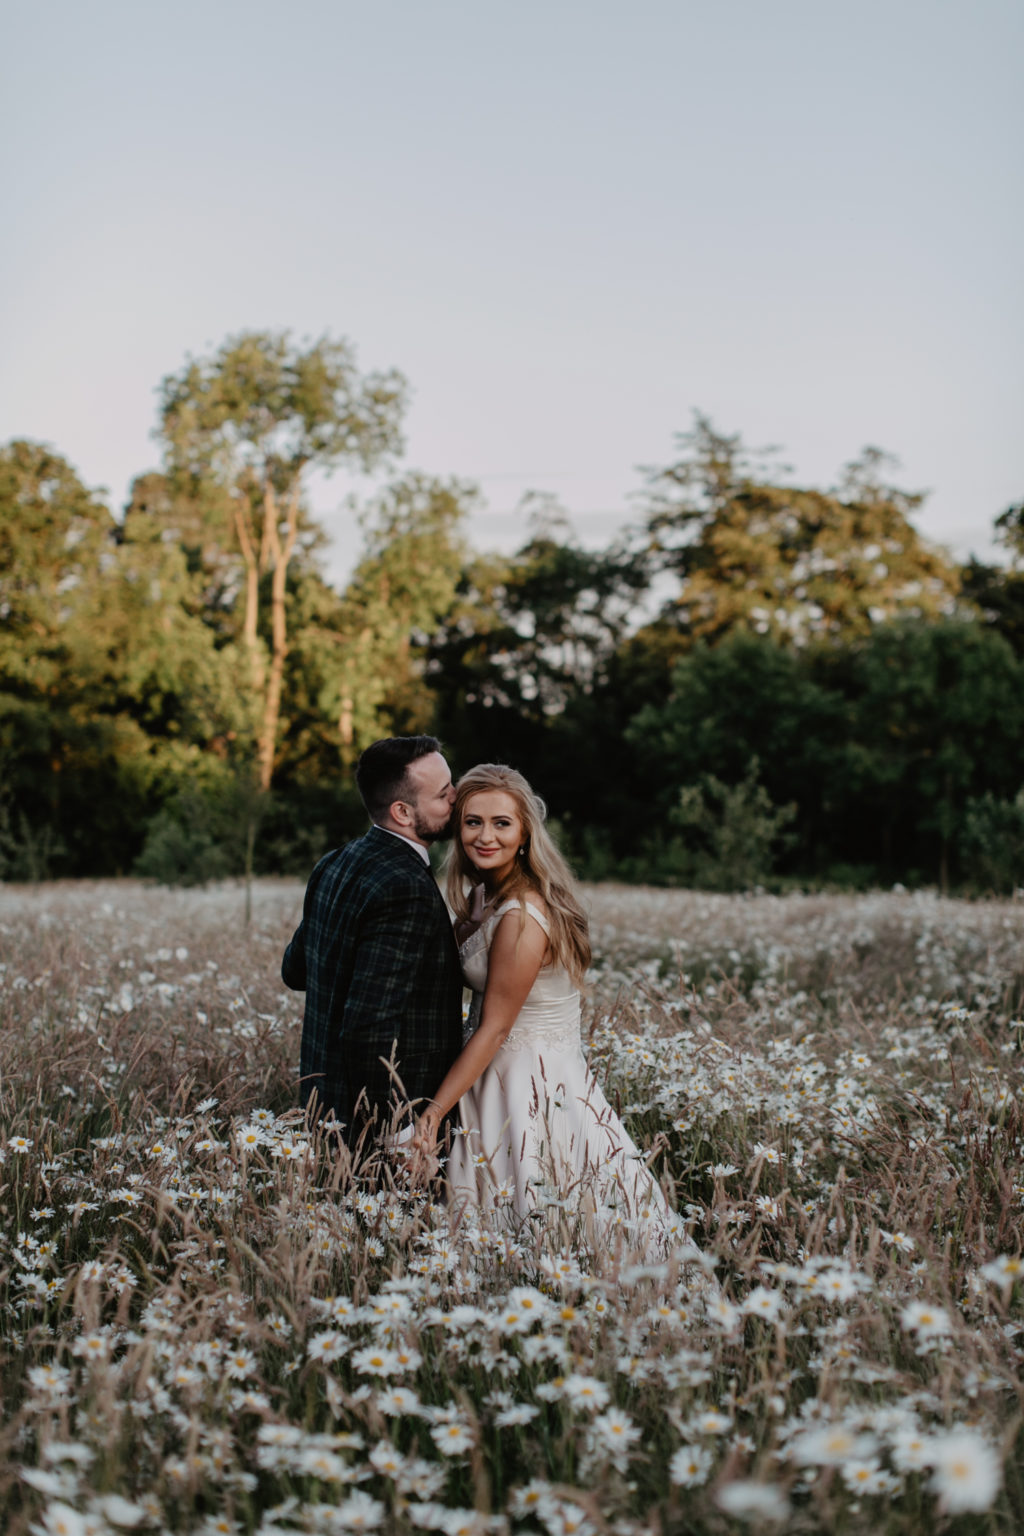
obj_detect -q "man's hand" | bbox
[455,883,490,945]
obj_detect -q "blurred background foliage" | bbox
[2,330,1022,894]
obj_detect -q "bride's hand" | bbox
[405,1105,442,1186]
[410,1105,441,1156]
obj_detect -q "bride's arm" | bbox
[412,910,548,1151]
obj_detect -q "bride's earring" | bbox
[518,845,526,859]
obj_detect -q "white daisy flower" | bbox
[351,1345,403,1377]
[980,1253,1023,1285]
[430,1420,474,1456]
[900,1301,952,1338]
[790,1423,879,1466]
[562,1374,611,1411]
[929,1429,1002,1513]
[377,1384,423,1417]
[669,1443,713,1487]
[715,1480,790,1522]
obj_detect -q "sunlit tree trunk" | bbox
[231,495,264,690]
[257,481,300,792]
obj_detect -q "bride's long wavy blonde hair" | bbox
[445,763,591,986]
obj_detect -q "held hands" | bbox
[404,1103,443,1186]
[411,1104,441,1154]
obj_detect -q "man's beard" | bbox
[412,805,456,844]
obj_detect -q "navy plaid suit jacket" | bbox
[282,826,464,1141]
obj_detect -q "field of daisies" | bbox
[1,879,1023,1536]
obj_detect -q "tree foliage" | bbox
[672,759,797,891]
[157,331,407,789]
[624,632,841,875]
[994,500,1024,564]
[330,474,473,754]
[960,789,1024,894]
[0,441,244,873]
[642,416,960,646]
[0,440,115,689]
[1,376,1019,893]
[833,620,1024,891]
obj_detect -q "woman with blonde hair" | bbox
[412,764,673,1241]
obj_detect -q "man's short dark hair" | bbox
[356,736,443,823]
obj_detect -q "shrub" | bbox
[0,795,65,882]
[133,773,268,887]
[671,757,797,892]
[961,789,1024,894]
[133,790,241,885]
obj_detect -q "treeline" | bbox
[2,329,1023,893]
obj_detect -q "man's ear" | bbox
[390,799,414,831]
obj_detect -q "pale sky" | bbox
[2,0,1021,585]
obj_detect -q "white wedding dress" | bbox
[446,899,677,1249]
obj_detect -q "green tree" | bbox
[316,473,473,758]
[831,620,1024,891]
[121,469,246,643]
[0,441,114,871]
[642,416,960,646]
[961,500,1024,659]
[960,788,1024,894]
[672,758,797,891]
[425,493,650,786]
[624,632,841,876]
[0,439,114,691]
[959,556,1024,659]
[0,440,243,874]
[994,500,1024,564]
[157,330,407,789]
[495,494,650,709]
[121,464,353,840]
[96,496,245,751]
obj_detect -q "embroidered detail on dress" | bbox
[500,1021,581,1054]
[463,999,581,1053]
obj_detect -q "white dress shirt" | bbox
[378,825,431,865]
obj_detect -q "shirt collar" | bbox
[377,825,431,865]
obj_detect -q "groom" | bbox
[282,735,464,1148]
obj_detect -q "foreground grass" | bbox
[1,879,1022,1535]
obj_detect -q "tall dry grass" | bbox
[1,879,1022,1535]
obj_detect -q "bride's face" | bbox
[460,790,523,884]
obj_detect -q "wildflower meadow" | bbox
[1,879,1023,1536]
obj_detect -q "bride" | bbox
[411,764,674,1245]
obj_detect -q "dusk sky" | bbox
[3,0,1021,584]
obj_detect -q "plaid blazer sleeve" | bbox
[281,921,307,991]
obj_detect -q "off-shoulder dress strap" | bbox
[493,898,550,936]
